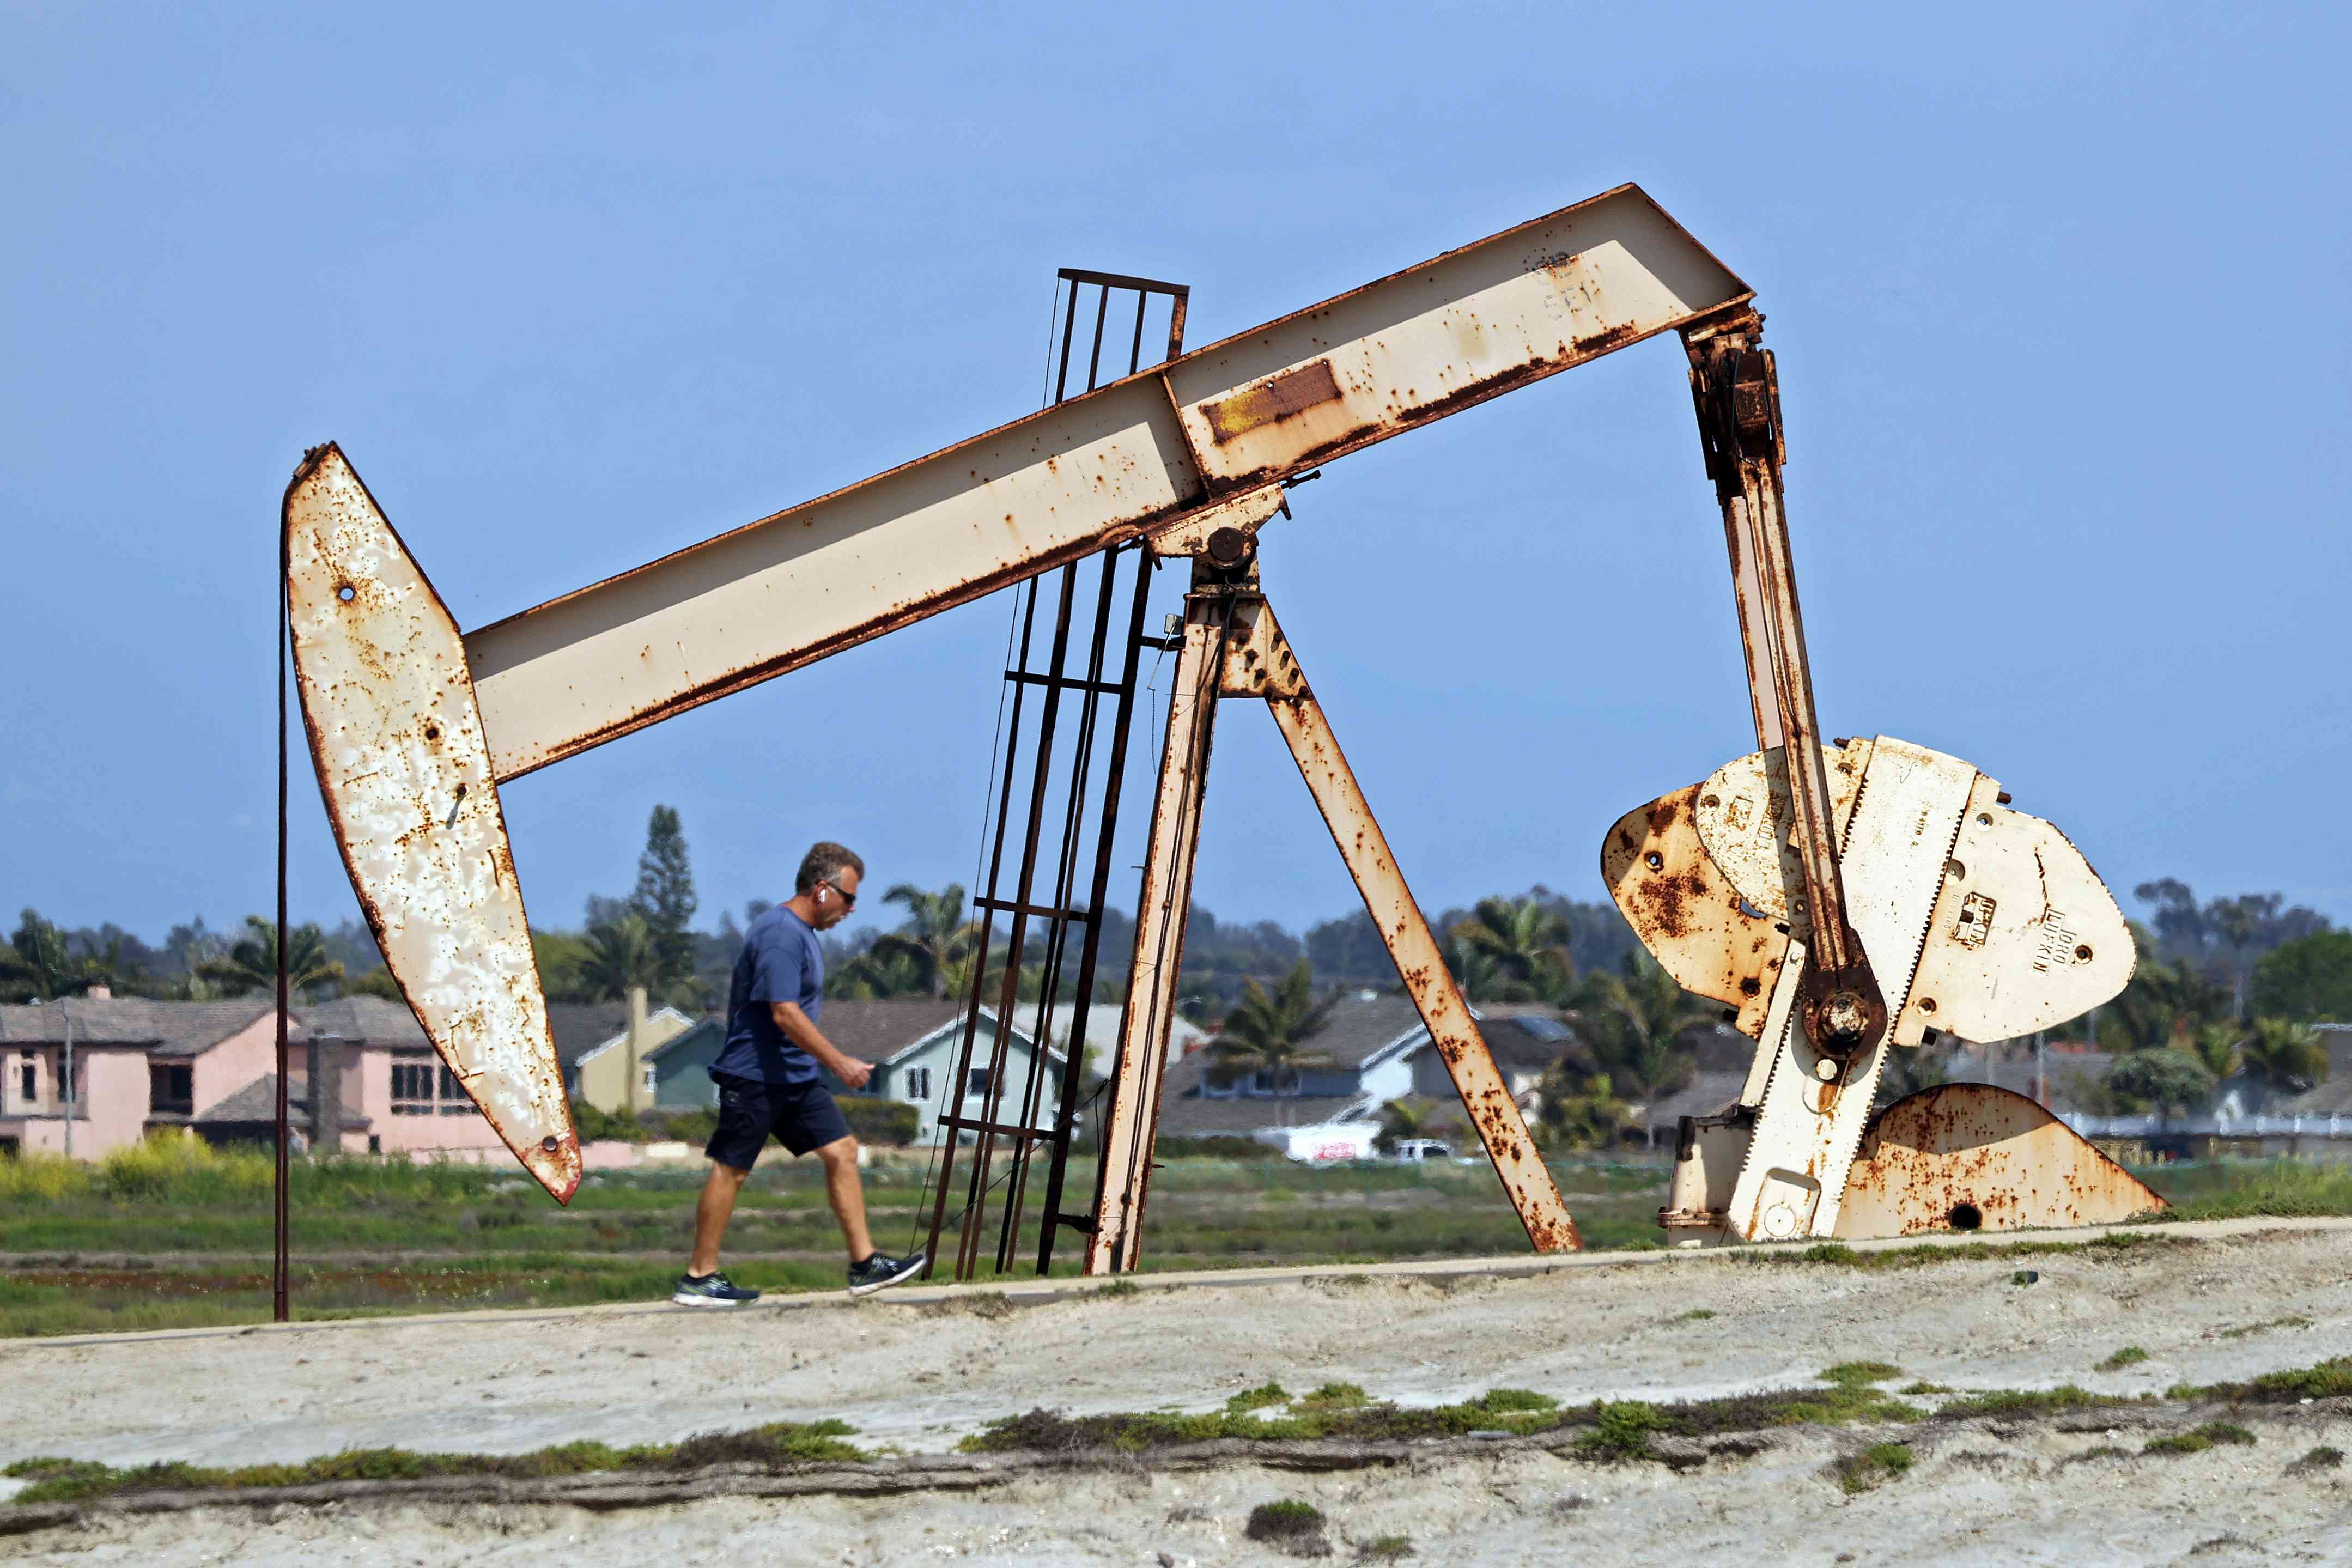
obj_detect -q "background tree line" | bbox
[9,798,2347,1142]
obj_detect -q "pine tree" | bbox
[630,805,700,992]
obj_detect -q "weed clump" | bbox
[2098,1347,2150,1371]
[1227,1382,1292,1414]
[1298,1383,1370,1411]
[2168,1355,2352,1406]
[1828,1441,1914,1494]
[0,1422,866,1505]
[2288,1445,2344,1475]
[1356,1535,1414,1561]
[1578,1401,1674,1461]
[1092,1278,1140,1300]
[1935,1385,2115,1420]
[1246,1499,1330,1557]
[2144,1422,2256,1457]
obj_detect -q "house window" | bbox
[437,1065,473,1114]
[18,1052,34,1107]
[965,1067,992,1098]
[390,1055,436,1114]
[906,1066,932,1101]
[641,1062,658,1096]
[149,1063,194,1116]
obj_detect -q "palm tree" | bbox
[1210,959,1337,1095]
[1454,896,1573,1000]
[1375,1095,1432,1154]
[1442,932,1502,1004]
[2186,1021,2241,1084]
[2110,926,2233,1049]
[873,883,975,999]
[1536,1068,1637,1152]
[199,916,345,997]
[1576,958,1713,1138]
[575,913,666,1002]
[2239,1018,2326,1102]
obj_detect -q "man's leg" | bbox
[813,1134,873,1263]
[689,1160,752,1277]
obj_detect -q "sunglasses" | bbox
[820,878,858,910]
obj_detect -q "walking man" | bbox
[673,841,927,1304]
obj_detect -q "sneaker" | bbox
[672,1271,761,1307]
[847,1250,926,1297]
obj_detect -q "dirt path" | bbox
[4,1220,2350,1561]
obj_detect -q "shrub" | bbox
[2098,1347,2149,1371]
[100,1133,270,1202]
[837,1097,919,1146]
[0,1151,87,1202]
[1246,1499,1329,1554]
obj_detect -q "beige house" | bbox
[555,988,694,1113]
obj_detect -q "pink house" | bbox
[293,995,509,1158]
[0,993,289,1158]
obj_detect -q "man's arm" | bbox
[771,1001,872,1091]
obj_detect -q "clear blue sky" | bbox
[5,4,2347,956]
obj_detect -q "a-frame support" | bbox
[1084,548,1581,1272]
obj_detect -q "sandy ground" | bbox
[5,1220,2352,1563]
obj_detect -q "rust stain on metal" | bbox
[283,445,581,1202]
[1200,360,1344,445]
[1834,1083,2165,1240]
[1601,783,1785,1038]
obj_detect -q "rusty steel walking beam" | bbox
[1086,550,1578,1272]
[460,185,1749,781]
[290,184,1753,1202]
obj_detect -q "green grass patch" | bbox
[1475,1388,1559,1414]
[1356,1535,1415,1561]
[2144,1421,2256,1456]
[2167,1355,2352,1405]
[1,1421,864,1505]
[2146,1159,2352,1222]
[2288,1445,2344,1474]
[1091,1278,1140,1300]
[1297,1382,1370,1411]
[1934,1385,2117,1420]
[1901,1382,1955,1395]
[1828,1440,1914,1494]
[1822,1362,1904,1389]
[1670,1308,1716,1323]
[1226,1382,1292,1414]
[2217,1315,2312,1339]
[2099,1347,2150,1371]
[1577,1401,1673,1461]
[1738,1232,2175,1273]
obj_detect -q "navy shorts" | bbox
[706,1071,852,1168]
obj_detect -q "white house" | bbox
[640,998,1073,1146]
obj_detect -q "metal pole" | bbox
[60,1001,72,1160]
[275,503,291,1323]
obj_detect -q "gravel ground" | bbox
[4,1220,2350,1562]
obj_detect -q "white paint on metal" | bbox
[1896,775,2135,1046]
[461,186,1751,780]
[1690,740,1871,925]
[1721,739,1979,1241]
[283,447,580,1201]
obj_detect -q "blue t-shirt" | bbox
[712,905,825,1085]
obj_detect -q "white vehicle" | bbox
[1281,1123,1379,1164]
[1388,1138,1456,1164]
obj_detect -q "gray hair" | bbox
[794,841,866,895]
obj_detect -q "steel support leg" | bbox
[1235,598,1580,1254]
[1084,572,1229,1274]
